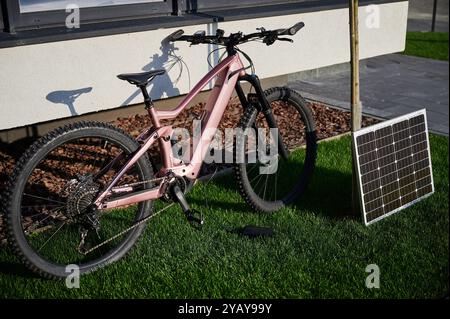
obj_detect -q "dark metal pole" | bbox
[431,0,438,32]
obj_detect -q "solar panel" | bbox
[353,109,434,225]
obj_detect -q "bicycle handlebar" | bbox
[166,21,305,47]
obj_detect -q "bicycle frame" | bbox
[95,54,246,210]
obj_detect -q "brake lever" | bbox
[278,38,294,43]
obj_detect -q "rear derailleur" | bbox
[77,212,101,255]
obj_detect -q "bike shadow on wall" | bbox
[121,16,223,107]
[46,87,93,116]
[121,41,183,107]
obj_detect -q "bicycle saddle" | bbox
[117,69,165,86]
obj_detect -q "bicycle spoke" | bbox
[23,193,65,205]
[25,206,66,231]
[247,163,259,175]
[22,204,63,209]
[274,166,279,200]
[249,170,264,185]
[262,173,269,201]
[252,173,265,193]
[37,221,67,252]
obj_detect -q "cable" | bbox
[207,46,227,69]
[234,46,255,75]
[167,48,192,92]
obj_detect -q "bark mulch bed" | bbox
[0,98,379,243]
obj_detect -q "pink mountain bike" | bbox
[4,22,317,278]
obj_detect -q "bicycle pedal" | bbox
[185,209,204,228]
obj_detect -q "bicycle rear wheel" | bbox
[234,87,317,212]
[5,121,154,279]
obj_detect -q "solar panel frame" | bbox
[352,109,434,226]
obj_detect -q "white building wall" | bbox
[0,1,408,130]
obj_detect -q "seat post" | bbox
[139,85,153,109]
[139,85,161,128]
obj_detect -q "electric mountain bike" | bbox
[4,22,317,279]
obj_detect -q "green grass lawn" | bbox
[403,32,449,60]
[0,134,448,298]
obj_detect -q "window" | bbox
[1,0,393,48]
[182,0,313,12]
[4,0,173,32]
[2,0,326,35]
[19,0,165,13]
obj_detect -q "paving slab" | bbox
[288,54,449,136]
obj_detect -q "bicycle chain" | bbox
[80,203,175,255]
[110,176,166,192]
[79,176,172,255]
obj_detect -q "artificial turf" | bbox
[0,134,448,298]
[403,32,449,61]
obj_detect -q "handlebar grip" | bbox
[167,29,185,41]
[277,22,305,36]
[287,21,305,35]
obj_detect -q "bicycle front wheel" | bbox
[5,121,154,279]
[234,87,317,212]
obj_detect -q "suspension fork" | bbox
[235,75,290,160]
